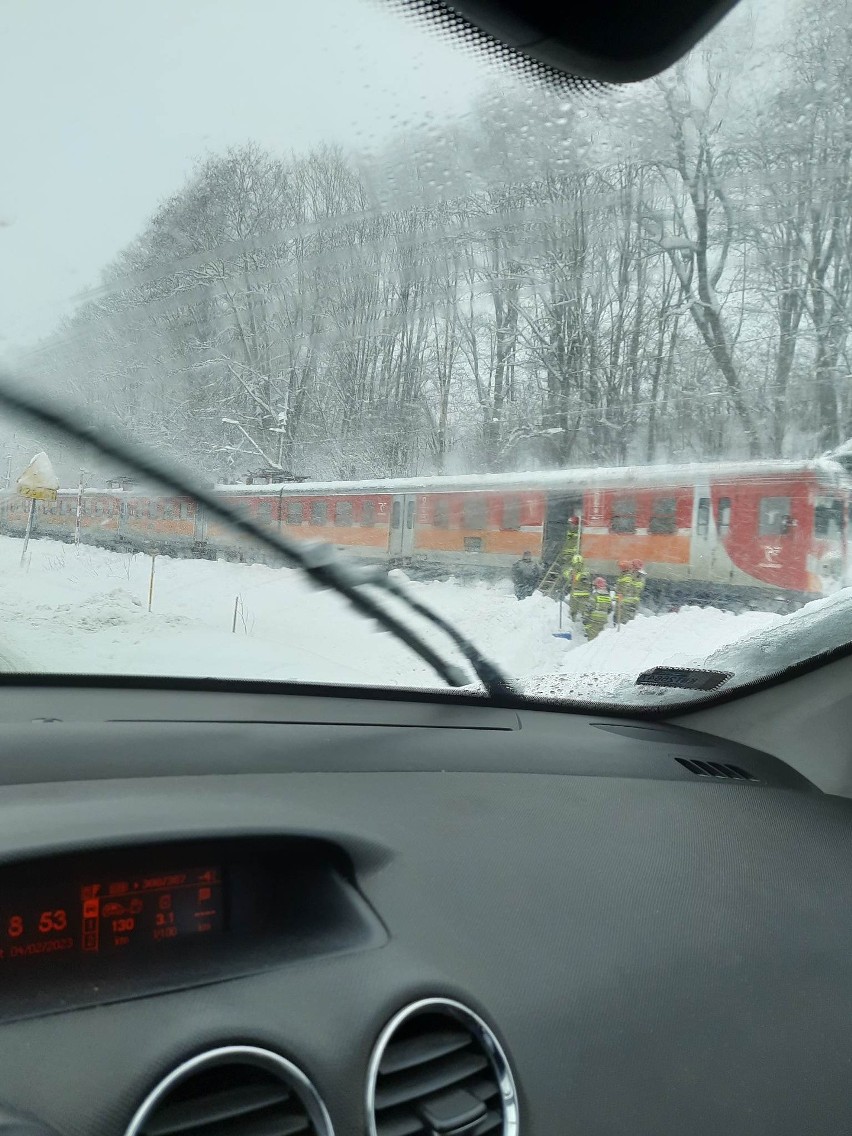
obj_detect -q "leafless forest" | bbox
[20,0,852,483]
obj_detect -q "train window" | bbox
[610,497,637,534]
[391,501,401,529]
[148,501,160,520]
[286,499,303,524]
[814,497,844,540]
[718,497,731,535]
[649,496,677,534]
[361,500,376,526]
[502,497,521,530]
[257,500,273,522]
[335,500,353,526]
[463,496,488,530]
[433,498,450,528]
[162,502,175,520]
[311,500,327,526]
[406,500,415,529]
[179,501,192,520]
[696,498,710,537]
[759,496,792,536]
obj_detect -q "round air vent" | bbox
[124,1045,333,1136]
[367,998,518,1136]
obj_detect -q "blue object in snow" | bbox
[552,630,572,641]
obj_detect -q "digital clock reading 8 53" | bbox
[0,866,223,961]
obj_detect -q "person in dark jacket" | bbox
[512,550,542,599]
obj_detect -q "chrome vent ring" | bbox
[367,997,519,1136]
[124,1044,334,1136]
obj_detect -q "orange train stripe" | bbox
[283,525,389,548]
[205,522,391,549]
[581,533,690,565]
[414,529,544,554]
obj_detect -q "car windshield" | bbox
[1,0,850,707]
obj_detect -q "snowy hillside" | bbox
[0,536,787,702]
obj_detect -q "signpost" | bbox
[16,452,59,568]
[147,553,157,612]
[74,469,90,547]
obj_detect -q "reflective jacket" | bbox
[628,572,646,604]
[563,527,581,559]
[567,567,591,595]
[586,589,612,619]
[616,571,634,600]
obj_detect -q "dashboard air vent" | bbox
[124,1046,333,1136]
[676,758,757,781]
[367,998,518,1136]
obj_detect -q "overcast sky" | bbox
[0,0,487,357]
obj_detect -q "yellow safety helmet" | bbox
[571,553,584,566]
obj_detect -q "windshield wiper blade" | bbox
[0,371,515,699]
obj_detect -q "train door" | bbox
[694,488,733,583]
[388,494,417,557]
[542,494,583,566]
[193,502,208,544]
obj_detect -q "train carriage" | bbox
[1,458,848,612]
[256,459,848,608]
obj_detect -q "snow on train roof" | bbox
[215,458,848,496]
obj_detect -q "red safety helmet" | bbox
[618,559,630,572]
[594,576,607,589]
[631,559,643,570]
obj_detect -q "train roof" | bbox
[214,458,850,497]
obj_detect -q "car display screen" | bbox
[0,865,224,962]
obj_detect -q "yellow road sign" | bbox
[18,485,57,501]
[16,452,60,501]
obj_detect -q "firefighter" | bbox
[511,550,542,600]
[584,576,612,641]
[615,559,633,626]
[620,558,645,622]
[564,553,591,620]
[563,515,581,561]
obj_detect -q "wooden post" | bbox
[147,554,157,612]
[74,472,84,546]
[20,498,35,568]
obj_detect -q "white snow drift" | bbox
[0,534,840,704]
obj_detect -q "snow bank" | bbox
[523,606,781,703]
[0,534,841,708]
[0,537,574,686]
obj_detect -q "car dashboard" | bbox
[0,684,847,1136]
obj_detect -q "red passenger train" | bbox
[1,459,848,610]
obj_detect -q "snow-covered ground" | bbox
[0,535,804,702]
